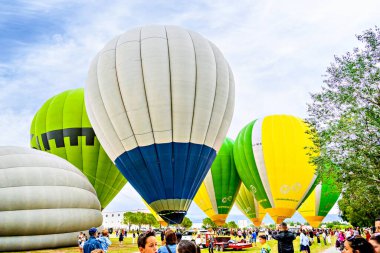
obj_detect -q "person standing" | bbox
[343,236,375,253]
[158,230,177,253]
[98,229,112,253]
[259,235,271,253]
[177,240,198,253]
[252,231,257,246]
[272,222,296,253]
[119,230,124,245]
[375,217,380,233]
[161,230,165,245]
[208,234,215,253]
[83,228,102,253]
[369,234,380,253]
[299,230,310,253]
[138,231,158,253]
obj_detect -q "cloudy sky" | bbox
[1,0,379,223]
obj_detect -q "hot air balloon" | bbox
[143,200,168,227]
[0,147,102,251]
[194,138,241,226]
[235,184,266,227]
[298,179,340,228]
[234,115,318,224]
[85,25,235,224]
[30,88,127,209]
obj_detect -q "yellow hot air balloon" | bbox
[235,184,266,227]
[194,138,241,226]
[234,115,318,224]
[298,179,340,228]
[143,200,168,227]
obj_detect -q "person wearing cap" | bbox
[272,222,296,253]
[83,227,102,253]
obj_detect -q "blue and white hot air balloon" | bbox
[85,25,235,224]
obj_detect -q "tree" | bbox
[307,27,380,226]
[146,213,159,228]
[181,217,193,229]
[123,211,136,231]
[227,221,238,229]
[202,218,217,230]
[135,212,147,231]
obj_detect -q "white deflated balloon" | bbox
[0,147,102,252]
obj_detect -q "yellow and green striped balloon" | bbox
[30,88,127,209]
[234,115,318,224]
[235,184,266,227]
[194,138,241,226]
[298,178,340,228]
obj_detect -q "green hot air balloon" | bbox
[194,138,241,226]
[298,178,341,228]
[30,88,127,209]
[235,184,266,227]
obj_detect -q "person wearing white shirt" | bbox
[300,230,310,253]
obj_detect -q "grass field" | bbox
[8,235,336,253]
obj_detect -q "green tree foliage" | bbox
[181,217,193,229]
[123,212,159,230]
[146,213,159,228]
[202,217,217,230]
[307,27,380,226]
[123,212,136,231]
[227,221,238,229]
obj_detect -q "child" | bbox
[259,235,271,253]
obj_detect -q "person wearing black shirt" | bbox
[272,222,296,253]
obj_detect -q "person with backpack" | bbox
[83,227,102,253]
[158,230,177,253]
[98,229,112,253]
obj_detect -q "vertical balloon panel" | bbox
[86,25,235,224]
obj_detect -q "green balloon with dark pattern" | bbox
[30,88,127,209]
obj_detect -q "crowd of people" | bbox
[77,216,380,253]
[78,228,112,253]
[138,229,201,253]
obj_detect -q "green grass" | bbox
[7,235,336,253]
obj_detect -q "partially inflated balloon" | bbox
[85,25,235,224]
[235,184,266,227]
[194,138,241,225]
[30,88,127,209]
[298,179,340,228]
[234,115,318,224]
[0,147,102,251]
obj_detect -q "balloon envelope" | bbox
[85,25,235,224]
[234,115,318,223]
[298,179,340,228]
[235,184,266,227]
[194,138,241,225]
[30,88,127,209]
[0,147,102,251]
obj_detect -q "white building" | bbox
[102,209,150,229]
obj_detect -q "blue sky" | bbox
[1,0,379,224]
